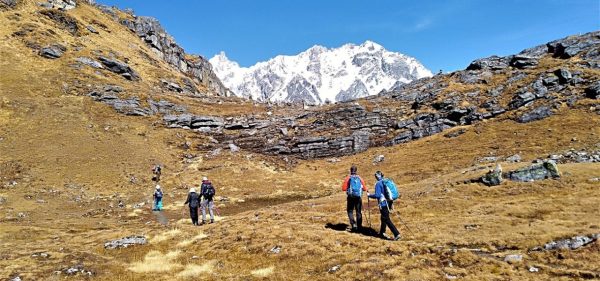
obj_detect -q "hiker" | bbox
[152,164,161,182]
[368,171,401,241]
[184,187,200,226]
[153,184,163,211]
[200,177,216,224]
[341,165,367,232]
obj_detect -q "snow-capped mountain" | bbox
[209,41,432,104]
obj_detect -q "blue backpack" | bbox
[382,178,399,201]
[347,175,363,198]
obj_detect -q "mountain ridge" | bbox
[209,41,432,104]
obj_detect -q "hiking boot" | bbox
[379,233,390,240]
[200,220,206,225]
[210,219,214,224]
[394,234,402,241]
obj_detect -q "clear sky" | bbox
[97,0,598,72]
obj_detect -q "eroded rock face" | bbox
[39,9,79,35]
[120,16,228,96]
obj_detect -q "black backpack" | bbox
[204,184,215,199]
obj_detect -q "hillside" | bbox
[1,1,599,280]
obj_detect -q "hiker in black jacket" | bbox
[200,176,215,224]
[184,188,200,226]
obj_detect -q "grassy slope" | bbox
[1,1,599,280]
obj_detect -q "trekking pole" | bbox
[367,197,372,228]
[395,211,416,237]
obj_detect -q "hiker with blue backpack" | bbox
[341,165,367,232]
[153,184,163,211]
[367,171,401,241]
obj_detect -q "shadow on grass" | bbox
[325,223,380,238]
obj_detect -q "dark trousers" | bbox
[189,206,199,225]
[380,205,400,237]
[346,196,363,229]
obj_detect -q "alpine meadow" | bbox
[0,1,599,280]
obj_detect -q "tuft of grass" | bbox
[127,250,182,273]
[251,266,275,277]
[176,260,216,278]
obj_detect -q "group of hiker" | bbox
[342,165,402,241]
[150,164,405,241]
[150,165,217,226]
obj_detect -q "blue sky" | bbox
[98,0,598,72]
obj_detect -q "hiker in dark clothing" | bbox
[368,171,401,241]
[184,188,200,226]
[200,177,215,224]
[341,165,367,232]
[152,165,161,182]
[153,184,163,211]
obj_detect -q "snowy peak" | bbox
[209,41,432,104]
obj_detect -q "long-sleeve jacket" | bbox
[184,192,200,208]
[368,180,388,207]
[153,190,163,200]
[341,175,367,192]
[200,180,215,200]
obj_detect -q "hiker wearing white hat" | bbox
[200,176,216,224]
[184,187,200,225]
[153,184,163,211]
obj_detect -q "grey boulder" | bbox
[39,44,66,59]
[104,236,147,249]
[98,56,139,80]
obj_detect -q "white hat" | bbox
[155,185,161,190]
[190,188,196,193]
[202,176,208,181]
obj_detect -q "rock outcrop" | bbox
[119,16,228,96]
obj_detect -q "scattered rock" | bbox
[467,55,509,71]
[31,252,50,258]
[86,25,98,34]
[503,254,523,264]
[279,127,288,136]
[328,265,341,273]
[554,68,572,84]
[445,273,458,280]
[228,143,240,153]
[0,0,17,9]
[132,202,145,209]
[464,224,480,230]
[529,266,539,273]
[541,234,599,251]
[41,0,76,10]
[510,55,538,69]
[506,160,560,182]
[481,164,502,186]
[373,154,385,163]
[104,236,147,249]
[505,154,522,163]
[39,44,66,59]
[76,57,103,69]
[63,264,93,276]
[97,56,139,80]
[269,245,281,254]
[585,81,600,99]
[516,106,553,123]
[0,197,6,205]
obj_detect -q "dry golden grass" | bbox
[1,1,600,280]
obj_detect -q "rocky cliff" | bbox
[92,31,600,159]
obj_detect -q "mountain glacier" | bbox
[209,41,432,104]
